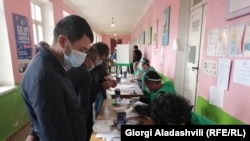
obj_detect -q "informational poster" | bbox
[203,60,217,76]
[207,29,218,56]
[12,13,32,73]
[233,60,250,86]
[243,21,250,57]
[162,6,170,46]
[216,26,229,56]
[228,23,245,56]
[152,19,158,49]
[217,58,231,90]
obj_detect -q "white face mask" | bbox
[64,40,87,69]
[88,66,95,71]
[96,60,103,66]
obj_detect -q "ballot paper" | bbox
[112,105,140,118]
[92,120,114,133]
[95,129,120,140]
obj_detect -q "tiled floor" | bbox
[6,123,31,141]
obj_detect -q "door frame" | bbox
[185,2,207,111]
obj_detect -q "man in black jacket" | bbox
[22,15,93,141]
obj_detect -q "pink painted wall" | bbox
[132,0,250,123]
[4,0,98,83]
[4,0,33,83]
[131,0,180,79]
[102,34,130,53]
[199,0,250,123]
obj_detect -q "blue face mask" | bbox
[64,40,87,69]
[96,60,103,66]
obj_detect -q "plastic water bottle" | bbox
[114,88,121,104]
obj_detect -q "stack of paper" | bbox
[92,120,114,133]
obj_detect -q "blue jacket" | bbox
[21,47,86,141]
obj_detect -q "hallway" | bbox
[6,123,31,141]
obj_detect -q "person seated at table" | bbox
[151,94,216,125]
[130,71,176,116]
[135,58,156,95]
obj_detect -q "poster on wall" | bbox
[215,26,229,56]
[162,6,170,46]
[228,22,245,56]
[152,19,158,49]
[147,26,152,45]
[203,60,217,76]
[12,13,32,74]
[243,21,250,57]
[233,59,250,86]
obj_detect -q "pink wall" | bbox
[132,0,250,123]
[131,0,180,79]
[102,34,130,53]
[199,0,250,123]
[3,0,88,83]
[4,0,33,83]
[51,0,77,23]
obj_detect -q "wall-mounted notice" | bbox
[216,26,229,57]
[203,60,217,76]
[217,58,231,90]
[233,60,250,86]
[243,21,250,57]
[207,29,218,56]
[209,86,224,108]
[228,23,245,56]
[12,13,32,74]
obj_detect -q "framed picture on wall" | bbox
[147,26,152,45]
[162,6,171,46]
[152,19,158,48]
[226,0,250,20]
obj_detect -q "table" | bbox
[106,77,143,99]
[90,99,153,141]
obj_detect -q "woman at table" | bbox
[131,70,176,116]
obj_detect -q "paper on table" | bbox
[133,101,148,106]
[95,128,120,139]
[94,120,114,125]
[119,99,130,105]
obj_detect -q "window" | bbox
[30,2,44,44]
[0,0,17,94]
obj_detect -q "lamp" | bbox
[114,30,117,36]
[110,17,115,27]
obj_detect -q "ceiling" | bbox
[62,0,153,35]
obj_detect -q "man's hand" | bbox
[25,135,39,141]
[102,80,111,89]
[110,80,117,88]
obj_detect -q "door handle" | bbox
[191,67,199,71]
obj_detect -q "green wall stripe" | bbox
[0,83,29,141]
[196,95,244,124]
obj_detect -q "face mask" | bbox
[146,87,151,93]
[64,40,87,68]
[96,60,103,66]
[88,65,95,71]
